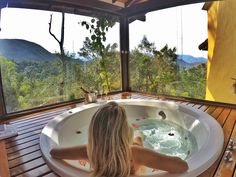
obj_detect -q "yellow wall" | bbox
[206,0,236,104]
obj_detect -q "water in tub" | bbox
[133,118,198,160]
[63,115,198,175]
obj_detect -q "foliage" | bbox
[0,35,206,113]
[0,43,121,113]
[79,40,120,94]
[130,36,206,98]
[0,57,20,112]
[175,64,206,98]
[130,36,179,94]
[79,14,117,92]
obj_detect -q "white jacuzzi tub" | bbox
[40,99,224,177]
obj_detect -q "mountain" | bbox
[177,55,207,69]
[0,39,208,69]
[0,39,57,62]
[177,55,207,64]
[177,59,194,69]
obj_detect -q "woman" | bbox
[50,101,188,177]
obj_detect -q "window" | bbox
[129,3,207,99]
[0,8,121,113]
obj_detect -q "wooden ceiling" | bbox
[0,0,215,17]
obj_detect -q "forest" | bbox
[0,15,206,113]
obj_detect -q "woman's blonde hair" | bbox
[87,101,132,177]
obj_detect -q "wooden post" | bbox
[0,7,2,31]
[0,7,6,118]
[120,15,130,91]
[0,68,6,118]
[0,140,10,177]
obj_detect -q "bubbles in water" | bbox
[133,118,198,160]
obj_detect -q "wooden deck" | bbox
[0,93,235,177]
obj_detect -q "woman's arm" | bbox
[50,144,88,160]
[131,146,188,173]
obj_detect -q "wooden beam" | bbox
[129,13,146,23]
[202,2,213,10]
[119,0,218,17]
[1,0,219,17]
[199,39,208,51]
[0,2,7,8]
[2,0,123,16]
[0,68,6,118]
[120,15,131,91]
[125,0,138,7]
[0,140,10,177]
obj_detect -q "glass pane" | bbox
[0,8,120,113]
[129,3,207,100]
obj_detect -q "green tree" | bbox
[176,64,206,98]
[130,36,178,94]
[153,44,178,94]
[79,37,120,94]
[79,14,117,93]
[130,36,157,92]
[16,60,63,109]
[49,12,71,99]
[0,57,20,112]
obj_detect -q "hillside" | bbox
[0,39,56,62]
[0,39,207,69]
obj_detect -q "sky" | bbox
[0,2,207,58]
[129,3,208,58]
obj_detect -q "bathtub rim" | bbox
[40,99,224,177]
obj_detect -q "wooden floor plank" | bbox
[199,109,236,177]
[0,140,10,177]
[217,108,231,126]
[10,157,45,176]
[16,121,50,135]
[214,122,236,177]
[8,150,42,168]
[186,103,195,107]
[6,134,40,149]
[199,105,209,112]
[16,124,47,136]
[41,172,59,177]
[6,129,42,143]
[9,109,67,125]
[205,106,217,115]
[180,102,189,105]
[13,116,54,130]
[210,107,224,120]
[10,114,55,128]
[192,104,203,109]
[7,139,39,154]
[15,164,52,177]
[15,114,57,132]
[8,145,40,161]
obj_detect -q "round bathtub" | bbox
[40,99,224,177]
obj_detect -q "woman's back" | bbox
[87,102,132,177]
